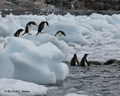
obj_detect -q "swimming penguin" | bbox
[80,54,89,67]
[36,21,49,35]
[70,54,79,66]
[13,29,24,37]
[22,21,37,36]
[55,31,66,40]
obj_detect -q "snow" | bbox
[0,37,69,84]
[64,93,88,96]
[1,13,120,95]
[0,78,47,96]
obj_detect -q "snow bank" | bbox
[0,14,89,45]
[0,78,47,96]
[1,13,120,46]
[64,93,88,96]
[0,37,69,84]
[22,33,69,61]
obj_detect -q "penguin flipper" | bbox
[86,59,90,66]
[77,59,79,66]
[22,32,26,36]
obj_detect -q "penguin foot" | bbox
[41,32,45,34]
[28,33,32,35]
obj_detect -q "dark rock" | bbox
[111,60,120,65]
[89,61,102,65]
[103,59,117,65]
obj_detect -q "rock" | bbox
[89,61,102,65]
[111,60,120,65]
[103,59,117,65]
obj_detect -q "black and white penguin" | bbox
[55,31,66,40]
[80,54,89,67]
[70,54,79,66]
[13,29,24,37]
[22,21,37,36]
[36,21,49,35]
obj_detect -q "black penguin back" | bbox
[70,54,79,66]
[55,30,66,37]
[14,29,24,37]
[80,54,89,67]
[36,21,49,35]
[22,21,37,35]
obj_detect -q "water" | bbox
[47,64,120,96]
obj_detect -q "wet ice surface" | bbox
[47,64,120,96]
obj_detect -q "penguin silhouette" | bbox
[70,54,79,66]
[55,30,66,40]
[13,29,24,37]
[36,21,49,35]
[22,21,37,36]
[80,54,89,67]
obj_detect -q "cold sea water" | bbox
[47,64,120,96]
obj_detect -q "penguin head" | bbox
[27,21,37,28]
[28,21,37,26]
[19,29,24,32]
[45,21,49,26]
[85,53,89,56]
[55,31,66,36]
[74,54,77,58]
[55,30,66,40]
[84,53,89,59]
[41,21,49,26]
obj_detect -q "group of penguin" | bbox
[14,21,89,67]
[70,53,90,67]
[13,21,66,40]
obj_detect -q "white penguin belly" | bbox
[85,61,88,67]
[28,24,34,33]
[75,61,78,66]
[56,33,62,40]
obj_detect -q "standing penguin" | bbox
[36,21,49,35]
[22,21,37,36]
[55,30,66,40]
[13,29,24,37]
[80,54,89,67]
[70,54,79,66]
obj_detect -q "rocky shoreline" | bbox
[1,9,120,16]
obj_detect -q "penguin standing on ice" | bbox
[13,29,24,37]
[80,54,89,67]
[22,21,37,36]
[55,31,66,40]
[36,21,49,35]
[70,54,79,66]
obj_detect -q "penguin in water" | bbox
[70,54,79,66]
[36,21,49,35]
[22,21,37,36]
[55,31,66,40]
[13,29,24,37]
[80,54,89,67]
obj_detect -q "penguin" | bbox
[13,29,24,37]
[22,21,37,36]
[36,21,49,35]
[55,30,66,40]
[80,54,89,67]
[70,54,79,66]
